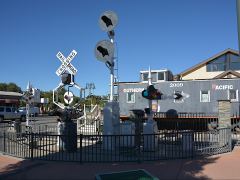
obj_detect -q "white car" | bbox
[18,107,40,117]
[0,106,26,122]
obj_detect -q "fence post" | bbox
[191,131,194,159]
[137,133,141,163]
[228,128,232,152]
[31,133,34,160]
[80,134,83,163]
[3,131,6,153]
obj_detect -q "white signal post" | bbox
[53,50,81,153]
[148,67,153,122]
[110,39,114,102]
[24,81,34,127]
[97,11,118,102]
[97,11,120,150]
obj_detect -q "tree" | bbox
[84,95,107,107]
[7,83,22,93]
[0,83,7,91]
[40,90,54,110]
[0,82,22,93]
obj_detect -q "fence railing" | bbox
[0,123,58,135]
[153,112,240,132]
[0,121,103,137]
[0,128,232,163]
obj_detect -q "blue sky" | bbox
[0,0,238,96]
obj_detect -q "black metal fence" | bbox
[153,112,240,132]
[0,123,58,135]
[0,128,232,163]
[0,121,102,136]
[77,119,102,135]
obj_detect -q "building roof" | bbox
[116,82,141,84]
[140,69,169,73]
[213,70,240,79]
[180,48,239,77]
[0,91,23,97]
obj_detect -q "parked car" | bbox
[18,107,40,117]
[0,106,26,122]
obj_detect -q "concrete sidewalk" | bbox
[0,147,240,180]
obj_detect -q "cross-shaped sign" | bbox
[56,50,78,76]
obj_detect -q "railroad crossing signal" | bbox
[56,50,78,76]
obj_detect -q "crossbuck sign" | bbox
[56,50,78,76]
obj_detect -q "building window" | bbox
[142,73,148,82]
[200,90,210,102]
[174,90,184,103]
[127,92,135,103]
[141,72,157,82]
[151,72,157,82]
[206,55,226,72]
[206,53,240,72]
[0,107,4,112]
[157,72,164,81]
[229,54,240,71]
[228,89,238,102]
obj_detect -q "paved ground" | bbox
[0,146,240,180]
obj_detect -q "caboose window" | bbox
[127,92,135,103]
[228,89,238,102]
[200,90,210,102]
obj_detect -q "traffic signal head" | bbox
[153,91,163,100]
[142,89,149,99]
[148,85,162,100]
[61,73,73,85]
[142,85,163,100]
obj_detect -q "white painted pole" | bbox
[26,81,31,127]
[109,38,114,102]
[26,103,30,127]
[110,68,114,102]
[148,67,153,122]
